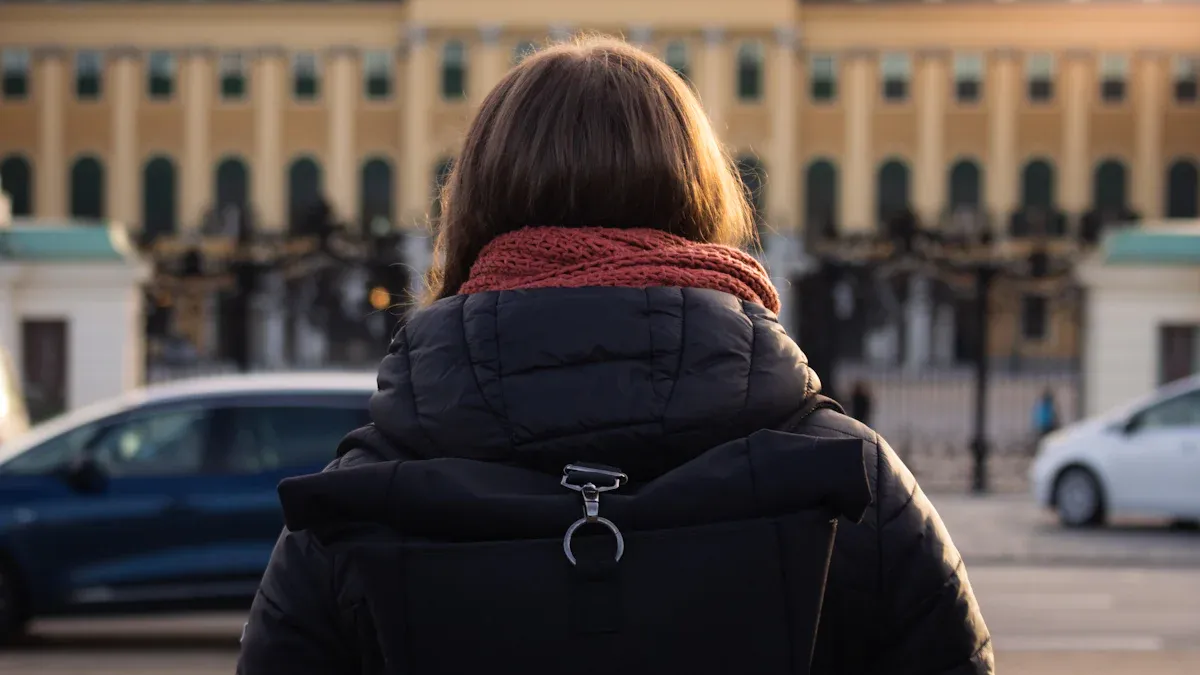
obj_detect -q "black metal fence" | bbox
[833,365,1079,493]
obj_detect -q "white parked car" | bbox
[1031,374,1200,527]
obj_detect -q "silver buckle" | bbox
[560,464,627,566]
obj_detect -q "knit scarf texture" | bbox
[458,226,781,314]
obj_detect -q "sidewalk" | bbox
[928,493,1200,567]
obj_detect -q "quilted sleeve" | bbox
[236,528,357,675]
[871,435,994,674]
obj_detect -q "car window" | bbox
[0,423,101,475]
[220,405,370,473]
[90,406,212,477]
[1137,391,1200,430]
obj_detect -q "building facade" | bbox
[1,0,1199,367]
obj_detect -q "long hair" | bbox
[427,35,756,302]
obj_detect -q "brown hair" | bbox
[425,34,756,302]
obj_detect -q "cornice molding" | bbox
[107,45,142,60]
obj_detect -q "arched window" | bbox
[360,157,394,235]
[804,159,838,235]
[287,156,323,232]
[70,155,105,219]
[948,159,983,211]
[665,41,689,81]
[141,156,177,239]
[215,156,249,211]
[1093,159,1128,213]
[441,40,467,100]
[877,159,911,224]
[1166,159,1199,219]
[1021,158,1056,210]
[736,41,764,102]
[213,156,250,237]
[513,40,538,65]
[431,156,455,221]
[0,155,33,217]
[735,154,766,221]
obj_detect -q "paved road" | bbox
[931,492,1200,567]
[3,563,1198,674]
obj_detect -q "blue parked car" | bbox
[0,372,374,643]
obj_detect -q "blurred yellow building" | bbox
[1,0,1199,364]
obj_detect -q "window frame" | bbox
[219,52,248,101]
[147,50,176,101]
[1,48,31,100]
[363,49,393,101]
[1026,52,1055,103]
[75,49,104,101]
[1020,294,1049,343]
[664,40,689,82]
[292,51,321,101]
[1099,53,1128,104]
[1173,56,1198,105]
[735,40,765,103]
[953,52,984,104]
[809,54,837,103]
[880,52,911,103]
[441,40,468,101]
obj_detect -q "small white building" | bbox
[0,188,149,420]
[1078,222,1200,418]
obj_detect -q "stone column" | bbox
[700,27,727,136]
[842,49,874,233]
[35,47,66,218]
[766,27,799,234]
[477,24,505,102]
[1061,50,1091,217]
[328,46,357,222]
[915,50,948,226]
[0,268,19,364]
[110,47,140,227]
[401,25,431,229]
[987,49,1019,228]
[401,24,433,301]
[181,47,213,231]
[253,47,285,231]
[765,26,799,331]
[1134,51,1164,220]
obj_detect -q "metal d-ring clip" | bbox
[560,464,628,566]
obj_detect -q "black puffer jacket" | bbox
[238,287,993,675]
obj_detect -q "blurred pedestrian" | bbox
[1034,387,1060,439]
[849,379,873,426]
[238,36,991,675]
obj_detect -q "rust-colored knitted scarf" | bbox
[458,226,780,313]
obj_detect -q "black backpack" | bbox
[280,399,870,675]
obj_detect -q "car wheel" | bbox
[0,559,29,646]
[1054,467,1106,528]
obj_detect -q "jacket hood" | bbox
[360,286,821,476]
[281,430,871,540]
